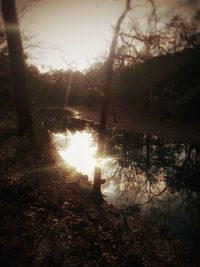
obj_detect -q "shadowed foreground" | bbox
[0,131,199,267]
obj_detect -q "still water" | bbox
[41,109,200,251]
[52,129,200,201]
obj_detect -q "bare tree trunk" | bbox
[93,0,131,201]
[2,0,33,137]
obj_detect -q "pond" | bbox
[40,108,200,252]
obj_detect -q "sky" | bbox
[15,0,200,72]
[19,0,124,72]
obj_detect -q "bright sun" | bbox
[20,0,123,72]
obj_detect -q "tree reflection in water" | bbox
[103,129,200,204]
[102,129,200,250]
[44,107,200,250]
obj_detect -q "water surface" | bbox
[41,108,200,251]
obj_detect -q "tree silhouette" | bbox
[2,0,33,137]
[93,0,132,202]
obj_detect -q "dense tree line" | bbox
[1,46,200,122]
[113,46,200,120]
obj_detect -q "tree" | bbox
[1,0,33,137]
[116,2,200,68]
[93,0,132,202]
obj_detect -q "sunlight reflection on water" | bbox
[52,130,112,178]
[51,130,169,204]
[50,128,200,250]
[52,131,97,178]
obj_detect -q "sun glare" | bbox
[20,0,124,72]
[52,131,97,178]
